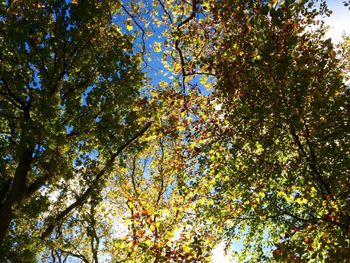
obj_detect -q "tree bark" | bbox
[0,138,34,241]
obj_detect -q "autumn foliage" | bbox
[0,0,349,262]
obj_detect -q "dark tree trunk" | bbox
[0,142,34,241]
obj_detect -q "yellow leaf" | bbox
[200,77,207,85]
[253,55,262,61]
[145,239,152,247]
[127,201,134,208]
[226,219,234,226]
[183,244,191,253]
[174,62,181,73]
[126,24,133,31]
[125,18,133,31]
[296,197,308,205]
[270,0,278,8]
[258,192,266,198]
[119,242,126,249]
[154,42,162,53]
[164,231,174,240]
[202,2,210,10]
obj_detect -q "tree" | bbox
[0,0,146,260]
[165,0,350,261]
[38,87,214,262]
[1,0,350,262]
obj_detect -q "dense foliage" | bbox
[0,0,144,260]
[0,0,349,262]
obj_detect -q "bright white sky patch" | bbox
[212,242,235,263]
[325,2,350,43]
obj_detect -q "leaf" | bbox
[154,42,162,53]
[125,18,133,31]
[145,239,152,247]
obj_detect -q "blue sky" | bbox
[325,1,350,42]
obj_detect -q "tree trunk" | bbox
[0,143,34,241]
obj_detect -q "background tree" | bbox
[164,0,350,261]
[38,86,215,262]
[0,0,145,260]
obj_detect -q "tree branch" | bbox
[118,1,146,60]
[289,125,331,195]
[40,122,152,239]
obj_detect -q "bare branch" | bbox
[118,1,146,60]
[158,0,173,23]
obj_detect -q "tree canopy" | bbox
[0,0,349,262]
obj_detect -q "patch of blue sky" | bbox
[112,0,216,98]
[81,84,95,107]
[325,1,350,43]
